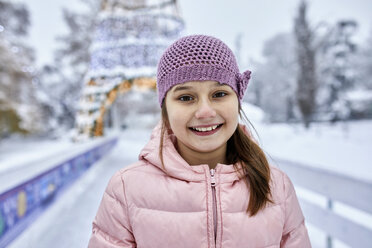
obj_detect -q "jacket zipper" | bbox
[210,168,217,245]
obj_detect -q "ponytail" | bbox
[226,118,273,216]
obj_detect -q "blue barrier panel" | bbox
[0,137,118,248]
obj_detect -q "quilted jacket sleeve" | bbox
[88,171,136,248]
[280,173,312,248]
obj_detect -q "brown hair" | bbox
[159,102,272,216]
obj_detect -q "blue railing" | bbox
[0,137,118,248]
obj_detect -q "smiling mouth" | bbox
[189,124,223,132]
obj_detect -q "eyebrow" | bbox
[172,85,192,93]
[172,82,223,93]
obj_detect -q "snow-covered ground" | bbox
[0,134,118,194]
[1,118,371,248]
[255,120,372,182]
[241,103,371,183]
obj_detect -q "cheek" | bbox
[223,101,239,123]
[227,112,239,130]
[167,109,186,131]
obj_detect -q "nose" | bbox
[195,100,216,119]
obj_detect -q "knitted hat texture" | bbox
[156,34,251,106]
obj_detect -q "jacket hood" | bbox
[139,121,241,183]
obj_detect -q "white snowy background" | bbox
[1,0,372,247]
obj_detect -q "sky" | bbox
[17,0,372,68]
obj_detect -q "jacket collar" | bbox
[139,121,242,183]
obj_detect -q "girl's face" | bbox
[165,80,239,161]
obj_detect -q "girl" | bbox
[88,35,311,248]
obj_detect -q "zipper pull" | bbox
[210,169,216,187]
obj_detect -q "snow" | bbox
[1,117,371,248]
[83,81,119,94]
[86,66,157,80]
[0,134,118,193]
[241,101,266,123]
[345,89,372,101]
[75,113,100,126]
[91,37,173,51]
[240,103,371,184]
[77,101,101,111]
[0,91,5,101]
[98,3,182,19]
[0,137,72,174]
[251,120,372,182]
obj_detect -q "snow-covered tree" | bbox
[294,0,317,128]
[55,0,99,78]
[250,2,369,123]
[0,1,29,37]
[355,28,372,90]
[317,20,358,121]
[344,28,372,119]
[249,33,298,122]
[0,1,43,138]
[39,0,100,130]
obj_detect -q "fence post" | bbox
[327,198,333,248]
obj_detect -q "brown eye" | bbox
[179,95,194,101]
[213,92,227,98]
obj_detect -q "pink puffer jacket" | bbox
[88,124,311,248]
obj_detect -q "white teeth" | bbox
[192,125,219,132]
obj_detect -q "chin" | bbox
[191,143,224,153]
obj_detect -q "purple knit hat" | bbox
[156,34,251,106]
